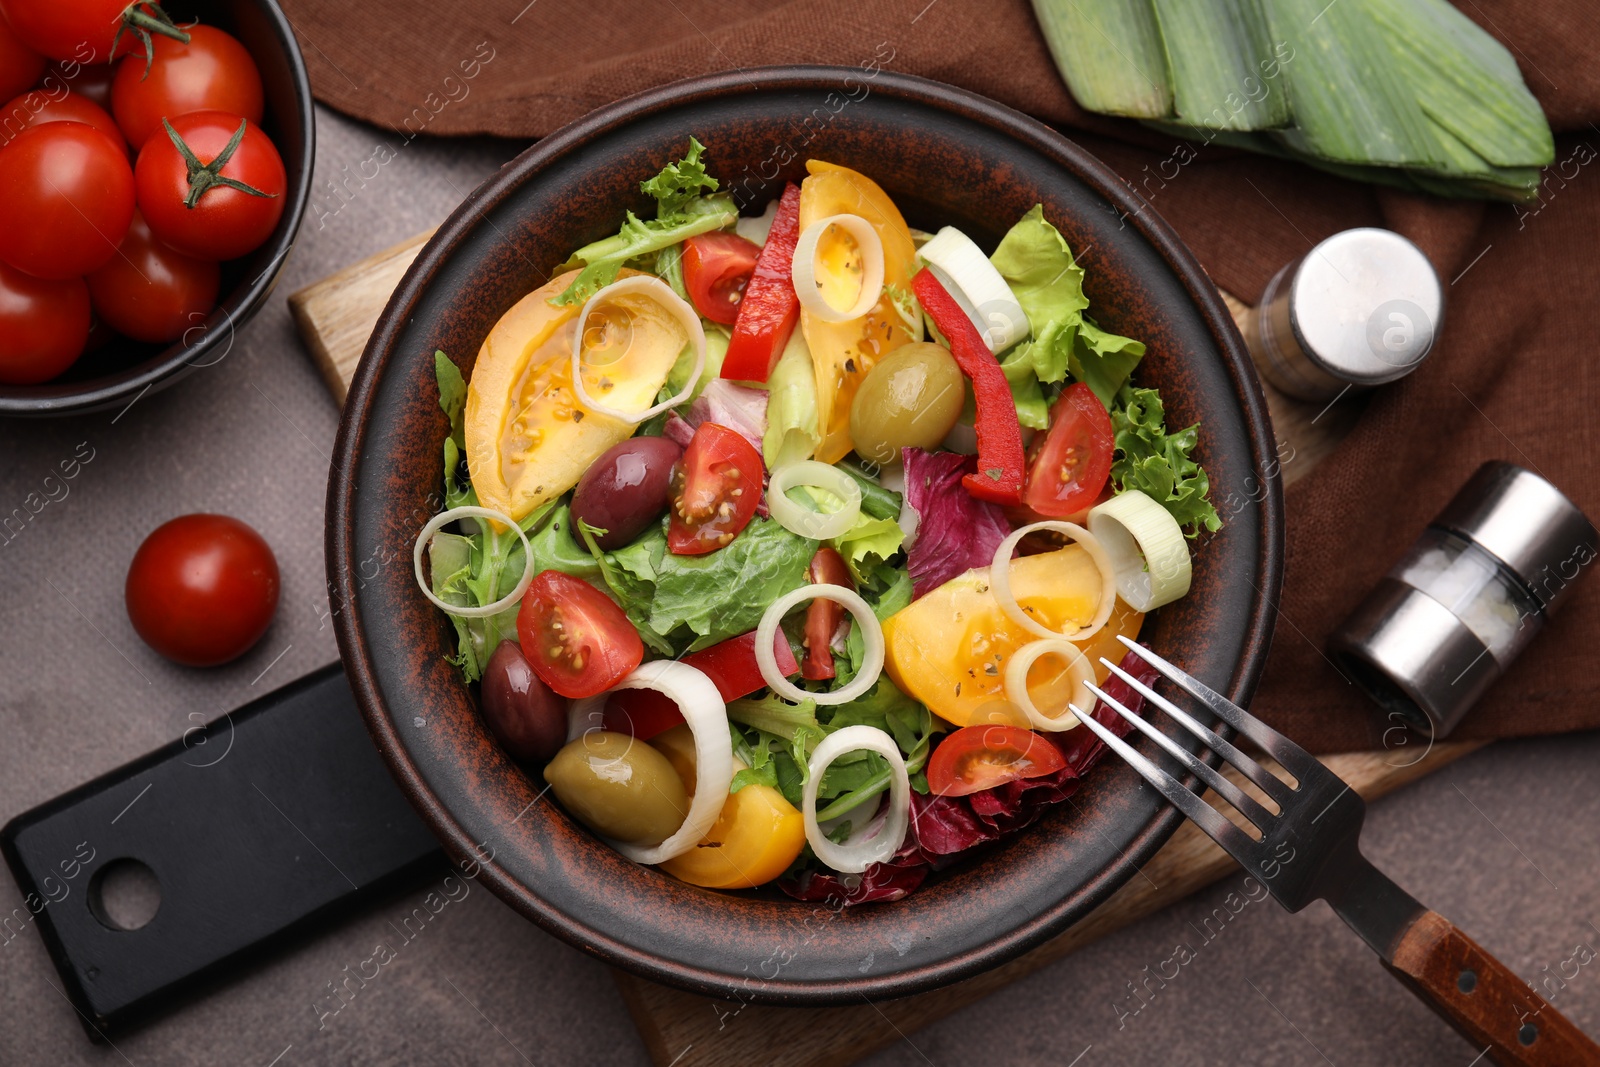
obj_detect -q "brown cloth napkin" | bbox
[281,0,1600,754]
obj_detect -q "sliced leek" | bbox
[917,227,1029,354]
[791,214,885,323]
[1087,489,1192,612]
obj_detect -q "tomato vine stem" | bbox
[162,118,278,209]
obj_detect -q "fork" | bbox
[1071,636,1600,1067]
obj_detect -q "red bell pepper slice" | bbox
[801,546,853,681]
[721,183,803,382]
[911,267,1026,505]
[602,628,800,739]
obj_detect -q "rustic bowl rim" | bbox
[328,65,1284,1003]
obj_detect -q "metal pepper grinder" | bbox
[1242,228,1444,402]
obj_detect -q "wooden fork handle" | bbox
[1384,911,1600,1065]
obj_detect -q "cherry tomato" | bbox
[0,120,133,279]
[135,109,284,261]
[1023,382,1115,517]
[111,25,263,152]
[0,88,125,150]
[124,514,280,667]
[87,210,219,343]
[0,10,46,102]
[0,260,89,384]
[515,570,643,699]
[802,546,852,681]
[0,0,180,63]
[926,724,1066,797]
[667,422,763,555]
[45,61,116,108]
[682,232,760,325]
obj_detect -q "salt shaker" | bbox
[1330,462,1596,738]
[1245,228,1443,402]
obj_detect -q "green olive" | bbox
[543,730,688,845]
[849,342,965,465]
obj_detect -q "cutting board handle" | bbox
[1385,910,1600,1065]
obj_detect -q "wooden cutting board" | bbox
[289,234,1482,1067]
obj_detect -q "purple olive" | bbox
[480,640,567,763]
[571,436,682,550]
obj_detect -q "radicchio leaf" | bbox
[901,447,1012,598]
[687,378,767,453]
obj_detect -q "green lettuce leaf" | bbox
[582,518,817,653]
[1110,385,1222,535]
[990,204,1090,330]
[639,136,719,216]
[1073,317,1147,409]
[553,139,737,306]
[990,205,1146,408]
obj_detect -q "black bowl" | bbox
[0,0,313,418]
[328,68,1283,1004]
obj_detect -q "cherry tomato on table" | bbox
[516,570,643,699]
[111,24,263,151]
[0,120,133,279]
[1023,382,1115,518]
[926,724,1067,797]
[135,109,284,261]
[124,514,280,667]
[0,261,90,384]
[0,0,186,63]
[682,232,760,325]
[0,88,126,150]
[667,422,763,555]
[87,210,219,343]
[0,10,46,102]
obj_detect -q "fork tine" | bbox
[1101,656,1297,807]
[1116,636,1320,780]
[1085,681,1277,831]
[1071,700,1259,862]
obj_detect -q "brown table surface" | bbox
[2,105,1597,1067]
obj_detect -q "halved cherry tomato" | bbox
[681,232,760,325]
[926,724,1066,797]
[667,422,763,555]
[516,570,643,698]
[802,546,852,681]
[0,88,126,150]
[111,24,263,152]
[1023,382,1115,517]
[603,628,799,739]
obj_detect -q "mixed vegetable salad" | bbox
[414,140,1220,903]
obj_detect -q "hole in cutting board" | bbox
[89,859,162,931]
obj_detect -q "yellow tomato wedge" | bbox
[882,547,1145,729]
[798,160,917,464]
[649,724,806,889]
[464,268,684,523]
